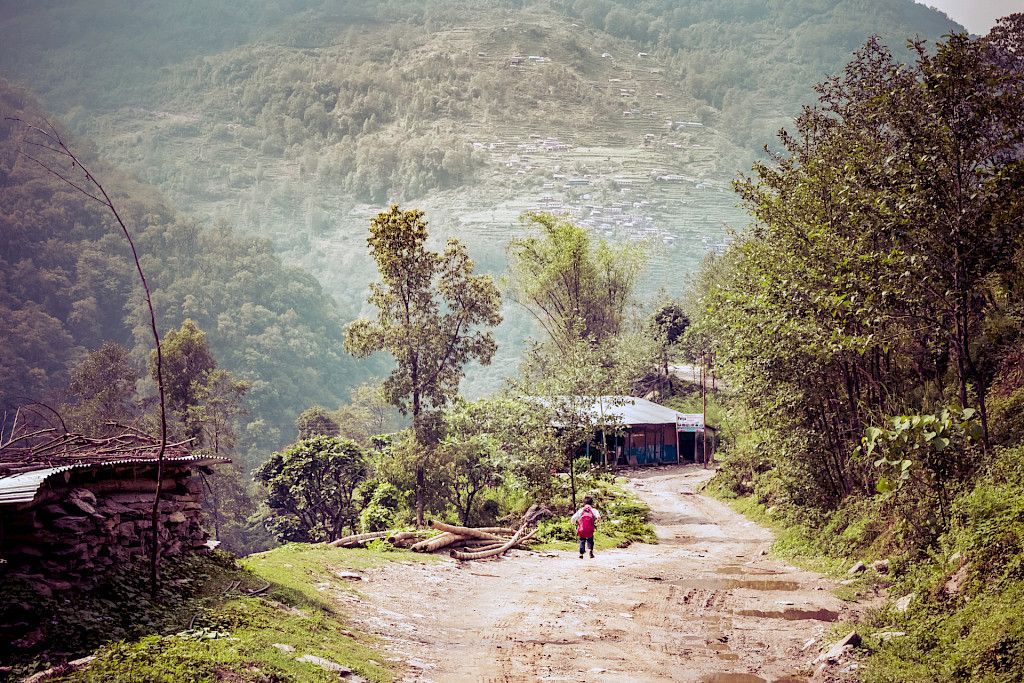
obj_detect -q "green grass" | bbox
[533,474,657,552]
[4,545,438,683]
[240,543,439,608]
[706,445,1024,681]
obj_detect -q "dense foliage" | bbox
[254,436,370,543]
[0,83,374,468]
[507,212,645,351]
[345,205,502,523]
[693,17,1024,679]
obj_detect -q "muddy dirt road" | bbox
[351,466,851,682]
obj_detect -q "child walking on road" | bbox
[571,496,601,558]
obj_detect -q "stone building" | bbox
[0,437,227,590]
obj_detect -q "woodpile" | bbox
[328,518,541,561]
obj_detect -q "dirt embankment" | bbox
[347,466,855,682]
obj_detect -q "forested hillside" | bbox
[0,83,376,468]
[691,17,1024,679]
[0,0,963,397]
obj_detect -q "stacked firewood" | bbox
[329,505,552,561]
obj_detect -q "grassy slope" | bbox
[10,474,655,682]
[705,445,1024,682]
[4,546,441,683]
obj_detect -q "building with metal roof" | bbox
[542,396,716,467]
[0,437,228,596]
[0,454,228,508]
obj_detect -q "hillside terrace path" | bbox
[348,466,851,682]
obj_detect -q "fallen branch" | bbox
[428,520,505,541]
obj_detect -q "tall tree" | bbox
[345,205,501,525]
[506,212,645,352]
[153,319,216,430]
[650,301,690,392]
[186,369,250,456]
[695,20,1024,507]
[65,341,141,435]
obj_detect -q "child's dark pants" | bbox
[579,536,594,555]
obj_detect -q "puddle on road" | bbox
[722,579,800,591]
[716,565,785,576]
[664,578,800,591]
[736,608,840,622]
[703,676,807,683]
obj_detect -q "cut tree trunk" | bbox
[328,531,390,548]
[450,524,532,561]
[428,520,505,541]
[410,532,460,553]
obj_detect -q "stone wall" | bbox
[0,465,211,592]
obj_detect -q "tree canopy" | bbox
[692,18,1024,510]
[254,436,370,543]
[345,205,501,523]
[506,212,645,352]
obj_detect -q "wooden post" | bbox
[702,352,708,468]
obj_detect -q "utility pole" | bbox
[701,351,708,468]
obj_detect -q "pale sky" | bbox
[915,0,1023,34]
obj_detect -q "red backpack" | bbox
[577,505,596,537]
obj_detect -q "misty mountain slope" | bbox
[0,82,376,466]
[0,1,964,396]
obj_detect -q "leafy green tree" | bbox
[506,212,645,352]
[254,435,369,542]
[334,382,399,444]
[344,205,502,524]
[65,341,142,435]
[184,369,254,549]
[295,405,340,440]
[439,398,549,525]
[650,301,690,392]
[187,369,250,455]
[152,319,215,430]
[693,22,1024,509]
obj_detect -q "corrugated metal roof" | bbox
[0,455,229,507]
[539,395,710,429]
[587,396,706,427]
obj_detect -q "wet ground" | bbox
[347,466,853,682]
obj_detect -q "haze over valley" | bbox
[0,0,963,454]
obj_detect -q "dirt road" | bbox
[351,466,851,682]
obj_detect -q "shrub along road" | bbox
[347,466,853,682]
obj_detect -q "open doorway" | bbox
[678,431,696,462]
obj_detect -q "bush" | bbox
[359,481,401,532]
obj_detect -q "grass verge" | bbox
[705,445,1024,683]
[533,472,657,552]
[1,545,437,682]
